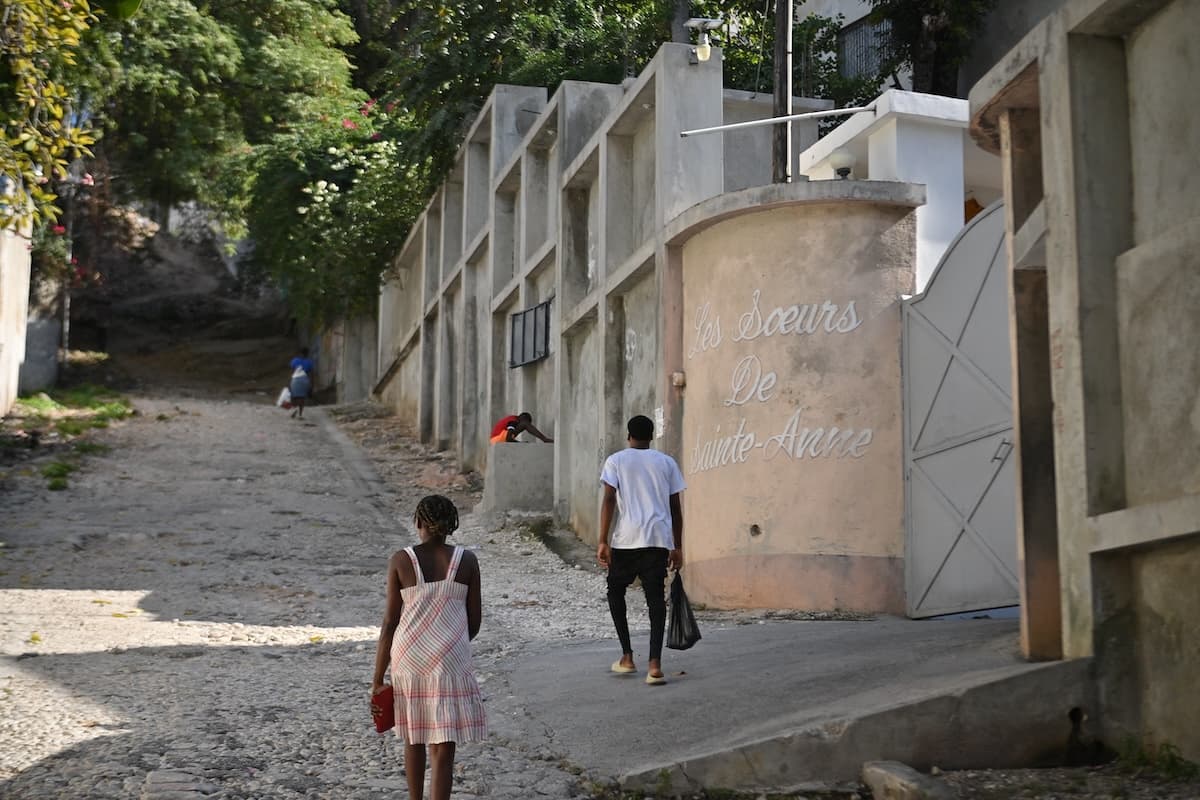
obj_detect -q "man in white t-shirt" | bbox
[597,414,686,685]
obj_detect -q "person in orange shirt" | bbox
[489,412,553,444]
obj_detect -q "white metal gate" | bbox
[903,202,1019,617]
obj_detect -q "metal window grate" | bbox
[509,299,552,367]
[837,14,894,81]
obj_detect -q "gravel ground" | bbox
[0,394,617,799]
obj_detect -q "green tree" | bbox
[77,0,363,223]
[0,0,98,229]
[243,106,429,324]
[87,0,243,216]
[869,0,998,95]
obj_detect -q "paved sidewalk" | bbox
[506,616,1092,792]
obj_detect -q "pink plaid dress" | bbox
[390,545,487,744]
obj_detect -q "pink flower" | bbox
[81,173,94,186]
[61,1,72,9]
[52,225,67,234]
[385,101,397,113]
[360,99,378,116]
[70,256,79,265]
[371,132,382,140]
[341,119,359,130]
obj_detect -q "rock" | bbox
[862,761,953,800]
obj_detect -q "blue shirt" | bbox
[290,357,314,374]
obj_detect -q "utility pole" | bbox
[772,0,793,183]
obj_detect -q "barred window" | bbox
[509,299,552,367]
[837,14,894,81]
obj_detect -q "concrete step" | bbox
[502,617,1092,794]
[619,657,1091,793]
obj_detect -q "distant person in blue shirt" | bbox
[289,347,315,419]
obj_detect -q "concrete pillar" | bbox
[1000,108,1062,661]
[1010,270,1062,660]
[654,44,724,226]
[1038,29,1132,657]
[419,315,436,444]
[519,279,537,413]
[658,243,685,462]
[600,295,626,456]
[868,117,965,291]
[460,265,483,469]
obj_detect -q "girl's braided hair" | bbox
[415,494,459,539]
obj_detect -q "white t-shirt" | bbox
[600,447,687,550]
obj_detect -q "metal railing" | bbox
[837,14,895,81]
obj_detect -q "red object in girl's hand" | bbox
[371,686,395,733]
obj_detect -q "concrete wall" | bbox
[368,44,949,615]
[970,0,1200,761]
[667,183,920,612]
[0,222,33,416]
[480,441,555,516]
[379,349,420,422]
[721,90,830,193]
[617,271,658,435]
[18,273,59,395]
[561,320,600,540]
[338,316,377,403]
[374,44,743,540]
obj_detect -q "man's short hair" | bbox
[627,415,654,441]
[517,412,532,422]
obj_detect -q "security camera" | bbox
[684,17,723,32]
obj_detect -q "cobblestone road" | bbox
[0,396,641,799]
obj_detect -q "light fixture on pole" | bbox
[829,149,857,180]
[685,17,722,65]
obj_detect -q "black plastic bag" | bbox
[666,572,701,650]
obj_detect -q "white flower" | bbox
[316,180,328,191]
[327,147,338,155]
[297,207,308,214]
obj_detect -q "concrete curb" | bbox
[619,658,1092,793]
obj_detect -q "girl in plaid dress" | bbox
[372,495,485,800]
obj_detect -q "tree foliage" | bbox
[869,0,998,95]
[243,105,430,325]
[0,0,98,229]
[80,0,364,219]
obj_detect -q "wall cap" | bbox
[664,180,924,248]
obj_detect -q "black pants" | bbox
[606,547,669,662]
